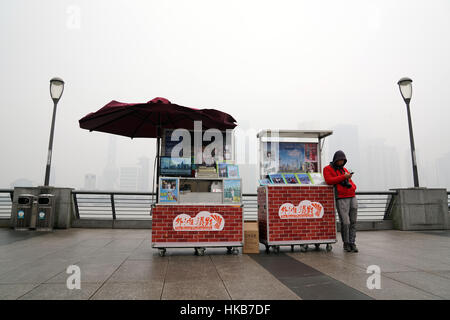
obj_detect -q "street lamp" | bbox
[44,77,65,186]
[397,77,419,187]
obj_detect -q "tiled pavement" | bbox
[0,228,449,300]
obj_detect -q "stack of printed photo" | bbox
[216,162,240,178]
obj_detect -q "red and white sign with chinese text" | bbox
[278,200,324,219]
[173,211,225,231]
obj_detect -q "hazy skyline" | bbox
[1,0,450,192]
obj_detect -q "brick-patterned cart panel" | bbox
[151,205,243,245]
[258,185,336,244]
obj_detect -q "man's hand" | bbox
[344,173,353,179]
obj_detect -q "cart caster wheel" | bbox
[232,248,239,255]
[274,246,280,254]
[300,245,308,252]
[315,244,320,251]
[326,244,333,252]
[158,248,166,257]
[226,246,233,254]
[265,245,270,254]
[196,247,205,256]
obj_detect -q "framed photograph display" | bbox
[261,141,319,176]
[278,142,305,172]
[223,179,242,203]
[217,162,228,178]
[282,173,299,184]
[160,157,192,177]
[269,174,286,184]
[262,142,279,175]
[227,164,239,178]
[295,173,311,185]
[308,172,325,185]
[159,178,179,203]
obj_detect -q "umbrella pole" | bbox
[156,133,161,204]
[156,118,161,204]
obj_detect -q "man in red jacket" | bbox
[323,150,358,253]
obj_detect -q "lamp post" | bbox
[44,77,65,186]
[397,77,419,188]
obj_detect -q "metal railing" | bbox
[448,191,450,211]
[71,191,259,221]
[73,191,156,220]
[71,190,397,222]
[2,189,446,223]
[0,189,13,219]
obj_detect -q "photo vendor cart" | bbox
[257,130,337,253]
[79,97,243,257]
[151,126,244,257]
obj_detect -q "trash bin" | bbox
[36,194,55,231]
[15,194,36,230]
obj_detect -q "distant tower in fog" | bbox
[119,167,139,191]
[84,174,96,190]
[138,156,150,191]
[327,124,361,173]
[101,136,119,190]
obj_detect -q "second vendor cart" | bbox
[257,130,337,253]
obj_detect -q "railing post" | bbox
[111,194,116,220]
[72,192,80,219]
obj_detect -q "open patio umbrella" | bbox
[79,97,237,201]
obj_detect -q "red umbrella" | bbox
[79,97,237,138]
[79,97,237,201]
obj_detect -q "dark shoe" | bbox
[350,244,359,253]
[343,243,352,252]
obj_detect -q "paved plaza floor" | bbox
[0,228,449,300]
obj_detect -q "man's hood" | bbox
[331,150,347,167]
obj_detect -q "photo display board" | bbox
[262,142,319,176]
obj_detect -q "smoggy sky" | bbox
[1,0,449,191]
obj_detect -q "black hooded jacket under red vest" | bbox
[323,150,357,199]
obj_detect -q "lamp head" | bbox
[50,77,65,102]
[397,77,412,103]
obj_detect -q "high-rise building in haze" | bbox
[360,139,402,191]
[119,167,140,191]
[83,174,96,190]
[138,156,150,191]
[435,152,450,189]
[101,136,119,190]
[327,124,362,186]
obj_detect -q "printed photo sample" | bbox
[223,179,241,203]
[160,178,179,202]
[278,142,305,173]
[308,172,325,185]
[217,162,228,178]
[227,164,239,178]
[160,157,192,176]
[269,174,286,184]
[262,142,279,175]
[304,143,318,161]
[282,173,299,184]
[302,161,318,173]
[259,178,271,186]
[295,173,311,185]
